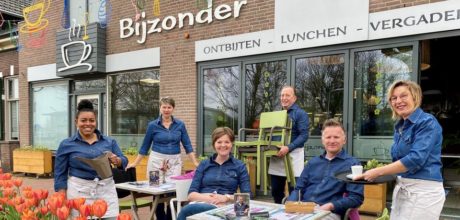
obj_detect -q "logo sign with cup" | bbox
[56,21,106,77]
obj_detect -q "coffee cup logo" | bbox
[20,0,50,33]
[57,19,93,72]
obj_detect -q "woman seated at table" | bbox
[177,127,251,220]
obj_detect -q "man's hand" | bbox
[277,146,289,157]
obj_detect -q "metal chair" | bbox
[234,110,294,194]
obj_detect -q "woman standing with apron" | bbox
[54,99,128,219]
[126,97,199,220]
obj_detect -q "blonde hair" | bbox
[387,80,422,120]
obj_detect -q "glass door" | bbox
[294,53,347,158]
[350,44,417,162]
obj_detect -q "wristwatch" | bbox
[225,194,232,201]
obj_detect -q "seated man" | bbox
[234,195,249,216]
[287,119,364,220]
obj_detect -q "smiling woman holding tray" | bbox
[354,80,445,220]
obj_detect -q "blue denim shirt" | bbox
[391,108,443,182]
[54,129,128,192]
[287,150,363,216]
[139,116,194,155]
[287,103,309,151]
[188,154,251,196]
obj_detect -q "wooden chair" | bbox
[233,110,294,194]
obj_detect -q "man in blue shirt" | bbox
[287,119,363,219]
[269,86,309,204]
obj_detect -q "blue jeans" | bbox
[177,203,217,220]
[271,175,298,204]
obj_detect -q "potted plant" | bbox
[359,159,387,215]
[13,145,52,178]
[122,147,148,181]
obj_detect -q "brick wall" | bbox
[17,0,440,149]
[0,50,18,77]
[370,0,444,13]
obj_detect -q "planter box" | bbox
[359,183,387,215]
[13,150,52,176]
[126,155,148,181]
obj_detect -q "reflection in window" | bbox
[353,46,412,136]
[203,66,239,154]
[7,78,19,140]
[245,61,287,128]
[295,55,345,136]
[32,83,69,150]
[109,69,160,148]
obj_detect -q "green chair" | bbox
[234,110,293,194]
[376,208,389,220]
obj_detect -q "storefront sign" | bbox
[56,22,106,76]
[274,0,369,51]
[369,1,460,39]
[196,0,460,62]
[119,0,247,44]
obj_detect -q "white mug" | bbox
[351,165,363,176]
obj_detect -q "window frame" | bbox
[5,77,19,140]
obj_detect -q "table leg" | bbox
[130,191,141,220]
[148,195,160,220]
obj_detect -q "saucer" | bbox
[20,19,49,33]
[347,174,360,179]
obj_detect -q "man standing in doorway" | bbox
[269,86,309,204]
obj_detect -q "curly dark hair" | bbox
[76,99,96,118]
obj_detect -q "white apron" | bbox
[67,176,119,218]
[390,176,445,220]
[268,147,304,177]
[147,151,182,181]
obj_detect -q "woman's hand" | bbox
[125,163,137,171]
[354,167,381,182]
[209,194,228,205]
[107,152,121,167]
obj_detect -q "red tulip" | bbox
[13,178,23,187]
[47,195,64,214]
[74,217,87,220]
[78,204,92,217]
[22,186,32,192]
[39,206,49,215]
[91,199,108,218]
[14,196,25,205]
[3,187,15,198]
[21,208,38,220]
[23,190,34,199]
[33,189,49,201]
[15,203,25,213]
[72,198,86,209]
[117,212,132,220]
[25,198,38,208]
[56,206,70,220]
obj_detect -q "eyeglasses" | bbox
[389,94,410,103]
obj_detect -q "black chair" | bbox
[112,167,152,211]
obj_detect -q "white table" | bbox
[187,200,330,220]
[115,181,176,220]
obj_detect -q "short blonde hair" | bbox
[211,127,235,150]
[322,119,345,133]
[387,80,422,120]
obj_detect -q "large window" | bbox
[32,82,69,149]
[352,46,413,161]
[69,0,104,25]
[6,78,19,140]
[203,66,240,153]
[245,61,287,128]
[108,69,160,149]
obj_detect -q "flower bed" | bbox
[0,169,132,220]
